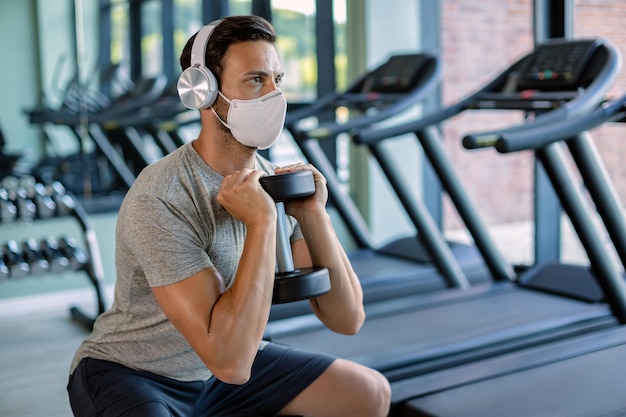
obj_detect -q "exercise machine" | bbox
[26,71,185,206]
[397,90,626,417]
[264,38,626,405]
[271,52,491,321]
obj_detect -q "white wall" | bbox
[36,0,100,157]
[362,0,425,247]
[0,0,100,165]
[0,0,42,163]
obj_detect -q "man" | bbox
[67,15,390,417]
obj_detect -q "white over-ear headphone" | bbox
[177,20,223,109]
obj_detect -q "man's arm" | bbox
[152,169,277,385]
[278,164,365,334]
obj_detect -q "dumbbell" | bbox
[0,188,17,223]
[259,170,331,304]
[0,248,10,282]
[58,236,88,271]
[1,176,25,221]
[16,187,37,220]
[21,238,50,276]
[47,181,75,215]
[1,176,19,192]
[39,236,71,274]
[19,176,55,219]
[2,240,30,279]
[1,176,36,221]
[33,183,56,218]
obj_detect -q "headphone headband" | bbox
[190,21,221,67]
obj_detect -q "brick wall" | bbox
[439,0,626,229]
[575,0,626,207]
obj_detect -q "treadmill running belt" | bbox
[266,286,613,372]
[402,341,626,417]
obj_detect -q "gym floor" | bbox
[0,287,114,417]
[0,216,604,417]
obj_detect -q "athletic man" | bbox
[67,14,390,417]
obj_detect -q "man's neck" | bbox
[192,127,257,176]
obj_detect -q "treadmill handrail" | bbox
[353,69,511,145]
[496,93,626,152]
[284,92,342,126]
[288,53,442,139]
[463,38,622,152]
[355,38,621,148]
[308,62,441,139]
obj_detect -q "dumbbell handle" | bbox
[260,171,316,274]
[275,201,294,272]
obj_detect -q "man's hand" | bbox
[274,163,328,220]
[217,169,276,226]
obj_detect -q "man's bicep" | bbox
[152,267,224,337]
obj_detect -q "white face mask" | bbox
[211,89,287,150]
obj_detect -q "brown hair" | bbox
[179,15,277,86]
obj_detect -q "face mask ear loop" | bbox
[210,91,234,131]
[210,107,233,130]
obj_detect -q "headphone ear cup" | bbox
[177,65,218,109]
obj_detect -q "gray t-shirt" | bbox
[70,142,302,381]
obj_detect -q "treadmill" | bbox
[397,91,626,417]
[264,38,626,394]
[271,52,490,321]
[26,74,172,193]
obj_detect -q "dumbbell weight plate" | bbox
[273,266,331,304]
[259,170,316,202]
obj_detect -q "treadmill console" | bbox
[361,54,433,94]
[517,39,600,91]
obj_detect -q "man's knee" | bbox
[282,358,391,417]
[334,359,391,417]
[365,368,392,417]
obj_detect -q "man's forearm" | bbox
[297,210,365,334]
[207,223,276,382]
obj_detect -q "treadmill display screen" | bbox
[517,40,599,90]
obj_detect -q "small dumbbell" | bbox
[16,187,37,220]
[58,236,88,271]
[18,175,36,189]
[21,238,50,276]
[2,240,30,279]
[1,176,19,192]
[47,181,75,215]
[0,248,10,282]
[0,188,17,223]
[259,170,331,304]
[19,176,45,219]
[39,236,71,274]
[2,176,22,221]
[34,183,56,218]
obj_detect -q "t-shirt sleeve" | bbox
[288,215,303,244]
[118,192,215,288]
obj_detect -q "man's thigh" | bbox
[67,358,201,417]
[195,343,335,416]
[278,358,391,417]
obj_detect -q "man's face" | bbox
[219,40,284,101]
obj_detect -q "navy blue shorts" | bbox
[67,342,335,417]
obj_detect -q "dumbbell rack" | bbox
[1,176,107,330]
